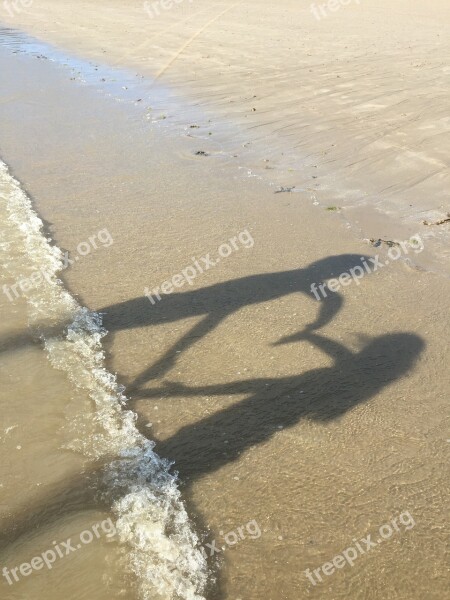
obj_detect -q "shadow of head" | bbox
[274,253,375,345]
[313,332,425,422]
[355,332,425,374]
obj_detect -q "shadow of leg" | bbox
[130,312,226,388]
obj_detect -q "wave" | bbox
[0,159,208,600]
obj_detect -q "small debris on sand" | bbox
[423,213,450,226]
[275,186,294,194]
[195,150,209,156]
[368,238,400,248]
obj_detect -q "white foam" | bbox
[0,160,208,599]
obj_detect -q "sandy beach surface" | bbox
[2,0,450,274]
[0,2,449,600]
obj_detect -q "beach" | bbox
[0,2,449,600]
[2,0,450,274]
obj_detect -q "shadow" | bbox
[0,254,366,377]
[133,331,425,481]
[0,329,425,598]
[0,254,425,600]
[100,254,368,386]
[0,465,225,599]
[0,468,102,550]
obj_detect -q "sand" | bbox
[0,3,449,600]
[2,0,450,273]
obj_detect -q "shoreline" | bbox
[1,0,450,275]
[0,23,448,279]
[0,11,449,600]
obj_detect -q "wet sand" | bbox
[0,10,449,600]
[2,0,450,274]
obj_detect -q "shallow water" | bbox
[1,24,448,278]
[0,161,208,599]
[0,27,449,600]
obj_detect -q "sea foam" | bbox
[0,159,208,599]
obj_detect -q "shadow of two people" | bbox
[97,253,424,480]
[102,254,372,387]
[0,253,424,600]
[132,330,424,481]
[0,252,425,482]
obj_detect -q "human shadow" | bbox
[0,467,101,549]
[0,254,423,600]
[0,464,225,599]
[100,254,369,387]
[132,331,425,481]
[0,254,367,377]
[0,328,424,599]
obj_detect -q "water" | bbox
[0,25,449,600]
[0,162,208,599]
